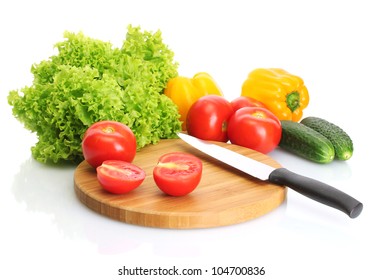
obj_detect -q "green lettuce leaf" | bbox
[8,25,181,164]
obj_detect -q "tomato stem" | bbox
[251,111,266,119]
[103,126,115,133]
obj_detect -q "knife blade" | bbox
[177,133,363,218]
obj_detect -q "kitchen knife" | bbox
[177,133,363,218]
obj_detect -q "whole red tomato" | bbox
[153,152,203,196]
[82,121,136,168]
[227,107,282,154]
[186,95,234,142]
[230,96,267,112]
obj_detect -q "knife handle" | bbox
[269,168,363,218]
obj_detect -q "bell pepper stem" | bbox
[286,91,300,112]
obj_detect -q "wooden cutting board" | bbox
[74,139,286,229]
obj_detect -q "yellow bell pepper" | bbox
[241,68,309,121]
[164,72,223,130]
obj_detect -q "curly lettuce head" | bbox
[8,25,181,163]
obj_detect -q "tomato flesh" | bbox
[82,121,136,168]
[153,152,203,196]
[227,107,282,154]
[186,95,234,142]
[96,160,145,194]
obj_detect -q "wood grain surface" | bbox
[74,139,286,229]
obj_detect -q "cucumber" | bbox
[279,120,335,163]
[300,116,353,160]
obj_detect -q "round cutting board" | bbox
[74,139,286,229]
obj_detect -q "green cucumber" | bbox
[300,116,353,160]
[279,120,335,163]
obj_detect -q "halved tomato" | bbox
[153,152,203,196]
[96,160,145,194]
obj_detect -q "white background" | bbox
[1,0,381,279]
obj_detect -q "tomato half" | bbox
[97,160,145,194]
[82,121,136,168]
[230,96,267,112]
[227,107,282,154]
[153,152,203,196]
[186,95,234,142]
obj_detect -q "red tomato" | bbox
[82,121,136,168]
[230,96,267,112]
[96,160,145,194]
[186,95,234,142]
[153,152,203,196]
[227,107,282,154]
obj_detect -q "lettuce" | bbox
[8,25,181,163]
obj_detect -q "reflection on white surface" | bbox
[10,156,289,256]
[269,147,353,182]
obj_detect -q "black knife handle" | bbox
[269,168,363,218]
